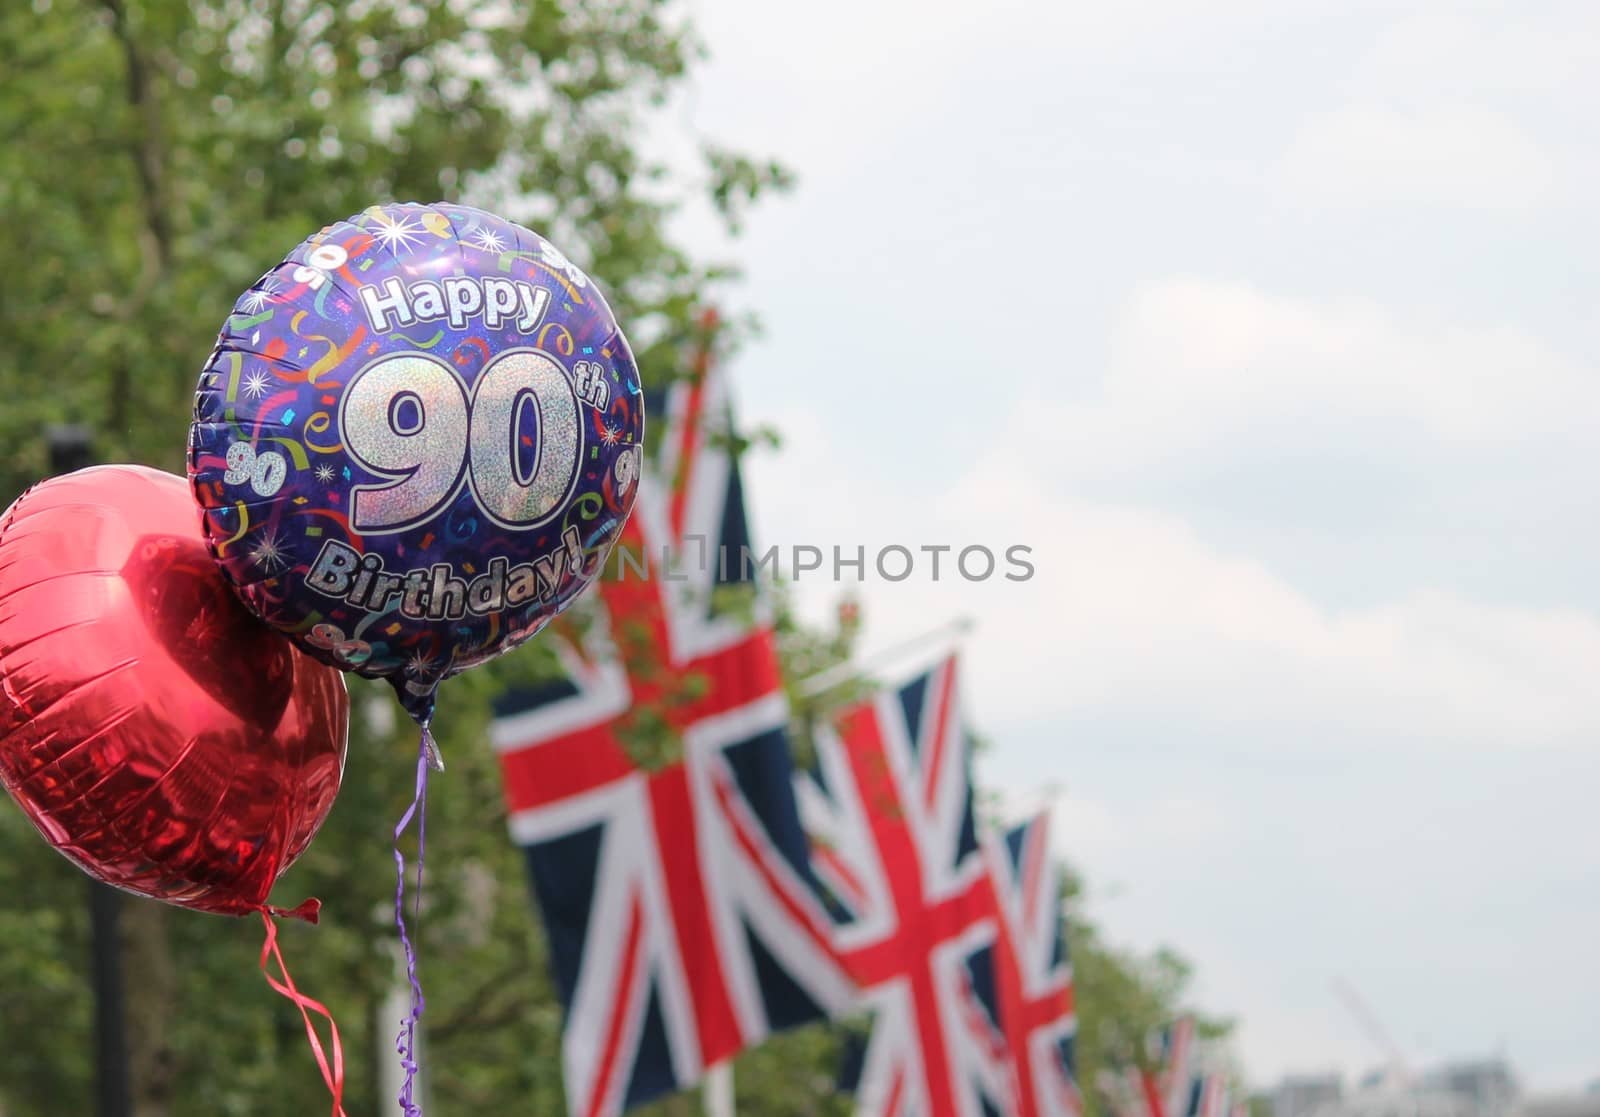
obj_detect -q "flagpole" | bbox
[703,1062,734,1117]
[795,615,976,700]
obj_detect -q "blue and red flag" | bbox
[798,654,1014,1117]
[491,316,851,1116]
[1104,1017,1199,1117]
[1157,1017,1201,1117]
[982,812,1083,1117]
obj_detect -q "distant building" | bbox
[1517,1095,1600,1117]
[1307,1088,1482,1117]
[1283,1057,1520,1117]
[1423,1060,1519,1117]
[1274,1074,1345,1117]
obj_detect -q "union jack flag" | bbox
[1179,1075,1232,1117]
[1144,1017,1198,1117]
[492,315,852,1116]
[981,812,1082,1117]
[1098,1017,1198,1117]
[1098,1068,1148,1117]
[797,654,1012,1117]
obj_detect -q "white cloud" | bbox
[682,0,1322,180]
[745,377,1600,1085]
[1278,104,1557,212]
[701,0,1600,1087]
[748,396,1600,754]
[1275,6,1597,213]
[1036,278,1596,477]
[1344,9,1600,104]
[983,784,1233,870]
[953,457,1600,749]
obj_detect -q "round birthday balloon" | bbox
[189,204,644,721]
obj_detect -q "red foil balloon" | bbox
[0,465,348,919]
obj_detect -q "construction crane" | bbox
[1332,978,1412,1089]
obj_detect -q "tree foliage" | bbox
[0,1,1229,1113]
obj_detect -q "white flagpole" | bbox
[703,1062,735,1117]
[795,615,975,700]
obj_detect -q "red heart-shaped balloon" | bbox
[0,465,348,918]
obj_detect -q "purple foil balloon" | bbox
[189,203,644,721]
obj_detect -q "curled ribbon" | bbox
[230,308,276,331]
[392,728,434,1117]
[562,492,604,538]
[289,311,368,387]
[536,322,575,357]
[395,330,447,351]
[259,910,347,1117]
[454,337,491,369]
[260,435,311,471]
[279,610,325,636]
[336,233,376,287]
[222,352,244,404]
[493,250,586,304]
[215,501,251,555]
[303,411,343,454]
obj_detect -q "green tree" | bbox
[0,0,784,1113]
[0,1,1239,1113]
[1068,890,1238,1115]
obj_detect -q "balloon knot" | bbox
[269,897,323,925]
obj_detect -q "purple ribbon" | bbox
[392,724,435,1115]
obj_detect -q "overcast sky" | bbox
[654,0,1598,1094]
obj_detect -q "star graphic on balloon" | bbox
[599,423,622,446]
[314,463,336,484]
[471,227,506,254]
[247,530,290,573]
[238,281,277,314]
[405,650,435,678]
[371,210,424,254]
[241,370,271,400]
[185,606,223,649]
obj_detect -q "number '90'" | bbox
[339,349,585,534]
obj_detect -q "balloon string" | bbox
[258,911,347,1117]
[392,724,433,1116]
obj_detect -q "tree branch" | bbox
[101,0,173,271]
[99,0,173,438]
[423,965,537,1042]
